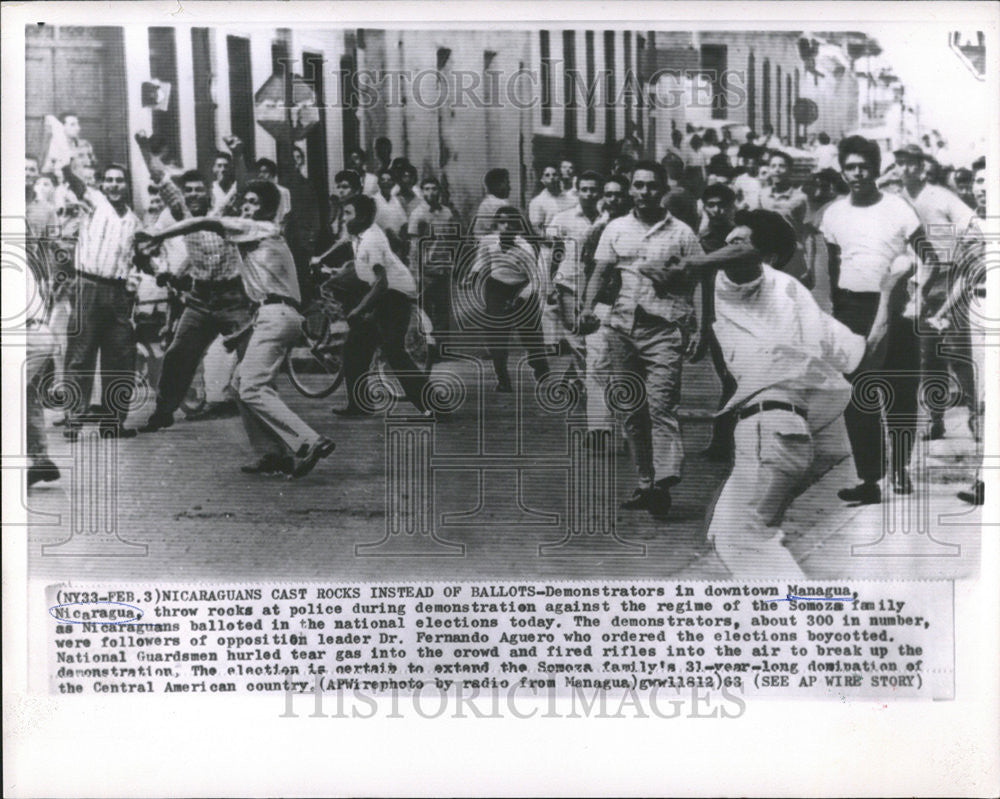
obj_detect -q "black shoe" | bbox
[892,470,913,495]
[291,437,337,478]
[837,482,881,504]
[620,487,651,510]
[185,400,239,422]
[241,453,291,475]
[28,459,61,487]
[647,482,673,520]
[332,405,373,418]
[922,420,945,441]
[99,424,138,439]
[139,410,174,433]
[957,480,985,506]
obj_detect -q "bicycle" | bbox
[285,258,433,400]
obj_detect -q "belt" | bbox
[191,275,243,294]
[260,294,301,312]
[737,401,808,422]
[78,271,127,287]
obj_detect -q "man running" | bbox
[137,182,335,478]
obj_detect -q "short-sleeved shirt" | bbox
[732,173,763,210]
[473,234,539,287]
[594,210,704,332]
[391,186,425,220]
[224,219,300,304]
[374,193,408,236]
[905,183,978,263]
[472,194,508,239]
[159,179,243,281]
[760,184,808,238]
[408,204,459,273]
[528,190,576,232]
[820,193,921,293]
[713,263,865,431]
[75,188,142,281]
[551,205,601,292]
[353,224,417,299]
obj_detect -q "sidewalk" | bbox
[680,406,983,580]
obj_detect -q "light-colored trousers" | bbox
[235,304,319,458]
[707,409,811,578]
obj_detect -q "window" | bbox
[585,31,596,133]
[191,28,216,179]
[563,30,577,141]
[747,51,756,131]
[148,27,180,163]
[540,30,553,127]
[762,58,771,131]
[483,49,498,107]
[776,64,782,136]
[700,43,728,120]
[623,31,633,136]
[603,31,615,144]
[786,73,793,140]
[227,35,256,161]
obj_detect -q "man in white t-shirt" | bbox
[813,132,839,172]
[671,211,909,576]
[894,143,980,441]
[138,181,336,479]
[820,135,936,504]
[336,194,431,417]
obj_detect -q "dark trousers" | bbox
[64,276,136,427]
[342,290,428,412]
[707,332,739,451]
[920,327,976,424]
[834,289,919,483]
[422,270,452,336]
[483,277,550,383]
[155,287,253,415]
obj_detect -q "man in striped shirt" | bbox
[62,162,142,438]
[135,135,255,433]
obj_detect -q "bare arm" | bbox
[147,215,226,244]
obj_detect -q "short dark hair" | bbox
[972,156,985,172]
[735,208,797,265]
[484,168,510,194]
[254,158,278,174]
[421,177,441,189]
[702,183,736,206]
[334,170,362,192]
[244,180,281,220]
[605,173,630,190]
[214,151,233,164]
[838,135,881,174]
[738,143,764,161]
[630,160,668,188]
[953,167,973,184]
[494,205,530,235]
[577,170,605,188]
[766,149,794,168]
[343,194,376,229]
[58,111,79,124]
[540,162,559,174]
[707,161,734,181]
[35,172,58,186]
[101,163,129,182]
[817,132,830,145]
[26,154,38,164]
[377,166,394,180]
[348,147,367,161]
[179,169,206,187]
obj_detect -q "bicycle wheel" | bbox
[286,316,348,399]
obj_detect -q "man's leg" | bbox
[515,295,551,382]
[26,326,60,481]
[338,319,379,413]
[833,290,884,496]
[374,293,429,413]
[97,284,137,431]
[585,315,612,432]
[484,278,514,389]
[704,332,737,459]
[556,285,586,381]
[147,303,218,426]
[920,328,947,438]
[62,279,102,431]
[635,322,686,487]
[238,305,324,456]
[886,316,921,493]
[606,327,653,487]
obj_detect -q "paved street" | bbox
[26,351,981,582]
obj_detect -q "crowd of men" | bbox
[24,111,988,575]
